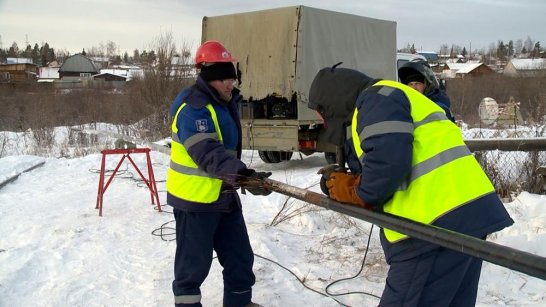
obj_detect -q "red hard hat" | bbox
[195,40,236,67]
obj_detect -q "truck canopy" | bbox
[202,5,396,120]
[201,6,396,159]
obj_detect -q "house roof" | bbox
[446,62,483,74]
[417,51,439,61]
[508,58,546,70]
[59,54,99,73]
[92,72,127,79]
[6,57,33,64]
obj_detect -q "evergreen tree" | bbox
[23,44,32,58]
[508,40,514,57]
[532,41,541,58]
[147,50,156,65]
[133,49,140,64]
[82,48,87,56]
[112,55,122,65]
[40,43,55,65]
[497,40,507,61]
[31,43,40,64]
[0,48,7,63]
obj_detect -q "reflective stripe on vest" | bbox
[167,103,225,203]
[352,80,496,242]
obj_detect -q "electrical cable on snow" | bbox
[324,224,381,300]
[146,169,381,304]
[250,223,380,307]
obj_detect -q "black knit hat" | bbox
[405,73,425,84]
[199,62,237,82]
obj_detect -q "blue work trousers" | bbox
[172,208,255,307]
[379,247,483,307]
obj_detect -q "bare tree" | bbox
[515,39,523,55]
[524,36,535,54]
[105,40,118,58]
[133,30,195,139]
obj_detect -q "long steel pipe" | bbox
[241,177,546,280]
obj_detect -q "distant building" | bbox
[100,66,143,81]
[58,54,99,80]
[504,58,546,77]
[417,51,439,63]
[0,62,38,82]
[442,62,495,79]
[37,60,61,82]
[37,67,60,82]
[92,72,127,82]
[89,57,110,69]
[6,57,33,64]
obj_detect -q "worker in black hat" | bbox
[310,64,513,307]
[167,40,269,307]
[399,59,455,122]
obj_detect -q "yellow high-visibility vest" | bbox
[352,80,495,242]
[167,103,224,203]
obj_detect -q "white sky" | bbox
[0,0,545,55]
[0,124,545,306]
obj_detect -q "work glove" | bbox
[317,164,345,196]
[326,171,366,207]
[239,169,273,196]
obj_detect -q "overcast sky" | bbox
[0,0,544,55]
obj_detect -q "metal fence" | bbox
[462,125,546,199]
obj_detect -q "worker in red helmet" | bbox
[167,40,270,307]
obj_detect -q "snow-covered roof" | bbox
[6,57,33,64]
[449,62,483,74]
[99,68,143,80]
[92,72,128,79]
[508,58,546,70]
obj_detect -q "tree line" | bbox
[400,36,543,61]
[0,38,190,67]
[2,33,544,68]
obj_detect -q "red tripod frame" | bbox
[95,148,161,216]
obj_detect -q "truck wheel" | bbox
[325,152,337,164]
[266,151,281,163]
[258,150,273,163]
[258,151,293,163]
[279,151,293,161]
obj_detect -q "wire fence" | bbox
[462,124,546,199]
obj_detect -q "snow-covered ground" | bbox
[0,125,545,306]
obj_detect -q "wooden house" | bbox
[442,62,495,79]
[58,54,99,80]
[504,58,546,77]
[0,62,38,82]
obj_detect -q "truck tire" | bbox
[258,151,293,163]
[325,152,337,164]
[279,151,293,161]
[258,150,273,163]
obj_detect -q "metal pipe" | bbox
[243,177,546,280]
[465,137,546,152]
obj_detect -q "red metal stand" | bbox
[95,148,161,216]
